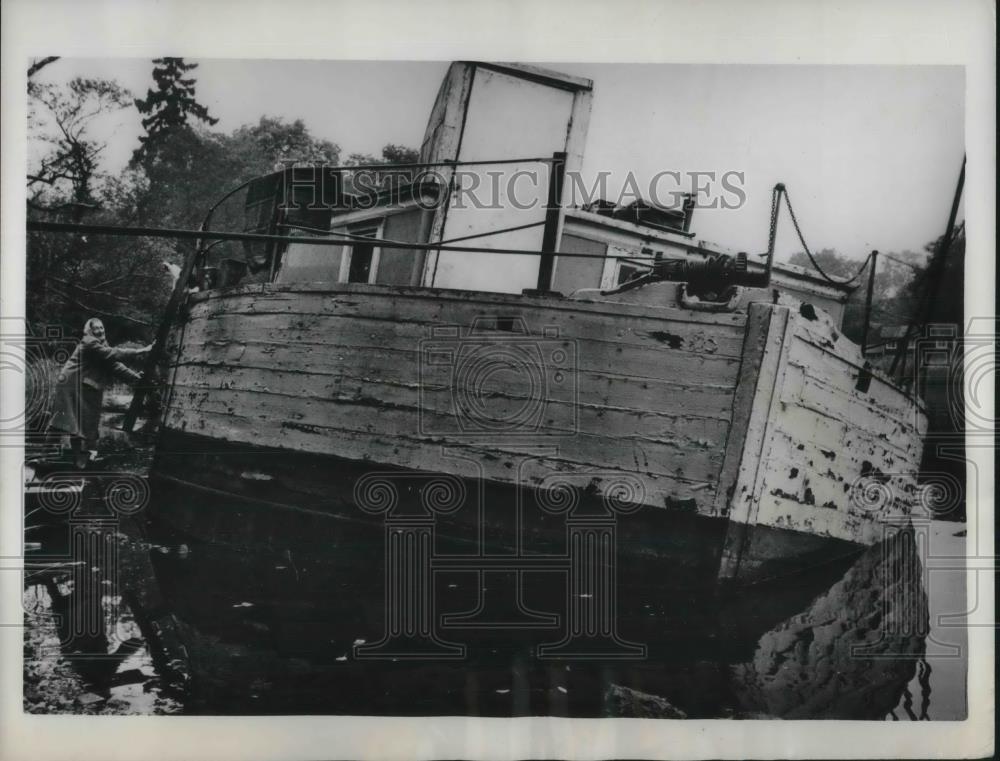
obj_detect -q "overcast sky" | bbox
[30,59,964,263]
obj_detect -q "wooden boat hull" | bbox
[161,283,750,513]
[141,281,926,706]
[156,281,926,554]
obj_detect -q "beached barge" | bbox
[141,63,927,677]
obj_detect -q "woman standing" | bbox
[47,318,151,468]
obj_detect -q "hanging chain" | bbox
[778,185,871,287]
[765,184,782,260]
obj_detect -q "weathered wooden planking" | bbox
[181,319,745,376]
[173,285,745,438]
[173,338,739,417]
[177,336,742,399]
[165,374,733,449]
[179,291,748,399]
[162,407,719,507]
[752,449,918,526]
[711,302,773,519]
[188,282,750,329]
[178,326,742,383]
[169,363,732,441]
[179,340,732,412]
[774,399,921,467]
[785,341,924,433]
[162,285,746,515]
[165,385,726,484]
[719,302,926,551]
[184,295,749,360]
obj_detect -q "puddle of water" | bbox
[885,521,967,720]
[22,520,968,719]
[22,546,183,715]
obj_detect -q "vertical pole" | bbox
[535,152,567,292]
[267,168,292,282]
[860,250,878,356]
[890,156,966,379]
[681,192,696,232]
[763,184,783,286]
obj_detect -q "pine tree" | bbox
[132,58,218,168]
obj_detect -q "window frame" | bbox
[338,220,384,284]
[600,244,653,289]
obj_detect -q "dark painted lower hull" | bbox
[137,430,880,714]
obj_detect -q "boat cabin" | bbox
[200,61,853,330]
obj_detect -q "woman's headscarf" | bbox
[82,318,106,344]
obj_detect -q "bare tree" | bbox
[26,76,158,335]
[27,77,132,219]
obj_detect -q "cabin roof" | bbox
[565,206,696,240]
[462,62,594,92]
[563,206,854,298]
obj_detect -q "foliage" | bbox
[26,62,368,342]
[27,169,174,342]
[232,116,342,168]
[136,116,343,235]
[27,77,133,218]
[788,248,930,343]
[344,144,420,167]
[27,57,60,79]
[26,74,160,342]
[908,226,964,328]
[343,143,422,191]
[132,58,218,169]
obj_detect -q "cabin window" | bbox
[615,261,650,285]
[340,224,382,284]
[274,238,345,283]
[376,208,430,286]
[551,234,607,294]
[599,245,651,289]
[348,236,375,282]
[855,363,873,393]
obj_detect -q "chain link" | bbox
[766,185,781,260]
[778,186,871,287]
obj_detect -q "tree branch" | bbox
[27,57,60,78]
[45,276,135,302]
[27,198,98,213]
[91,274,134,289]
[48,287,151,326]
[27,171,78,186]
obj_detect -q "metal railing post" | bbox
[860,250,878,356]
[536,152,567,292]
